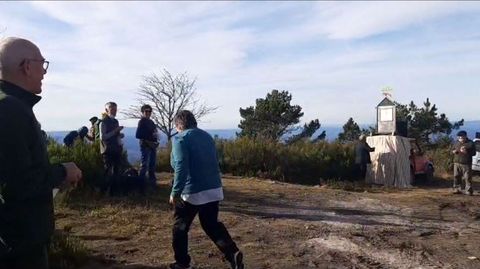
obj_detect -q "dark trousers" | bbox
[139,146,157,186]
[354,163,368,180]
[172,201,239,266]
[0,243,49,269]
[102,152,122,195]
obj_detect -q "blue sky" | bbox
[1,1,479,131]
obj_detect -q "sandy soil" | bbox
[54,173,480,269]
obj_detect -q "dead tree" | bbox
[123,69,217,141]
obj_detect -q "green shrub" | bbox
[49,231,89,269]
[156,143,173,173]
[427,146,454,175]
[47,140,104,189]
[217,138,355,184]
[157,137,354,185]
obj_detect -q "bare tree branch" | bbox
[122,69,218,141]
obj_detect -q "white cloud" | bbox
[309,1,480,40]
[1,1,479,131]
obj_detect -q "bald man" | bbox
[0,37,82,268]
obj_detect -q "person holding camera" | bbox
[452,130,476,195]
[100,101,124,195]
[135,104,159,189]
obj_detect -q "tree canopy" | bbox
[395,98,463,145]
[337,117,362,143]
[238,89,323,142]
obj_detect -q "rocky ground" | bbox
[54,173,480,269]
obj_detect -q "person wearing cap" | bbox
[0,37,82,269]
[87,116,100,142]
[354,134,375,180]
[452,130,476,195]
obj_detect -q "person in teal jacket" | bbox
[169,110,244,269]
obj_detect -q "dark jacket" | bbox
[0,80,66,248]
[100,116,122,155]
[63,130,79,147]
[453,139,476,165]
[355,141,375,165]
[135,118,158,148]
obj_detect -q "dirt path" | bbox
[55,174,480,269]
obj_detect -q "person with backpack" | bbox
[452,130,476,195]
[99,102,124,195]
[87,116,100,142]
[63,126,88,147]
[135,104,159,189]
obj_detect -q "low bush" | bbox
[47,140,104,189]
[157,137,355,185]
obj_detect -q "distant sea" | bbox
[48,121,480,163]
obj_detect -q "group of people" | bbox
[0,37,244,269]
[60,101,160,196]
[354,130,478,195]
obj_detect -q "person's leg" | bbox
[172,201,198,267]
[360,163,367,180]
[139,146,149,179]
[198,201,242,268]
[463,165,473,195]
[453,163,462,193]
[101,153,113,194]
[110,153,122,196]
[0,244,49,269]
[148,147,157,186]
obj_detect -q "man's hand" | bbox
[460,146,467,154]
[169,196,182,207]
[62,162,82,188]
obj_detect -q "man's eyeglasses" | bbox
[21,59,49,71]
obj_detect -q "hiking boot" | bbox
[465,190,474,196]
[452,189,462,194]
[229,251,244,269]
[169,262,192,269]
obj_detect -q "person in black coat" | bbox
[355,134,375,180]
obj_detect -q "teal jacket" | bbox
[0,80,66,248]
[170,128,222,197]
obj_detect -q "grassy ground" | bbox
[53,173,480,269]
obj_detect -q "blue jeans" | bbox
[140,146,157,186]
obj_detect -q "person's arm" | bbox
[135,119,145,140]
[170,136,189,198]
[100,121,120,141]
[0,104,66,201]
[366,143,375,152]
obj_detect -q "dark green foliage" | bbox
[337,117,361,143]
[238,90,304,141]
[47,140,104,189]
[156,143,173,173]
[426,146,454,175]
[157,137,355,184]
[395,98,463,145]
[217,138,354,184]
[49,231,89,269]
[286,119,323,144]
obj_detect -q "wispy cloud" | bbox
[0,1,479,130]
